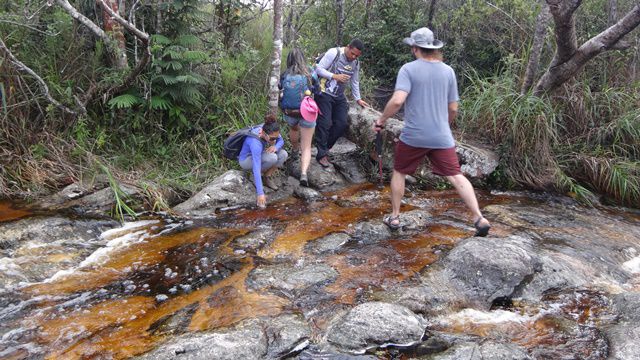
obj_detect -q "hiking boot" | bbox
[300,173,309,187]
[264,176,279,191]
[317,156,331,168]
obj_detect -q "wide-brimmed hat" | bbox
[402,27,443,49]
[300,96,319,122]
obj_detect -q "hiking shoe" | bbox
[300,173,309,187]
[264,176,279,191]
[317,156,331,168]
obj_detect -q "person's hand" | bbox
[333,74,350,83]
[372,118,385,133]
[356,99,370,108]
[266,145,277,153]
[257,195,267,208]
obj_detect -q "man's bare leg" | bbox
[391,169,407,218]
[446,174,490,227]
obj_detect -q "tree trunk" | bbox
[533,2,640,95]
[521,3,551,94]
[336,0,344,45]
[284,0,295,45]
[100,0,128,69]
[427,0,437,28]
[268,0,284,114]
[363,0,372,28]
[607,0,618,26]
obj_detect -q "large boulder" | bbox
[326,302,426,354]
[346,105,499,182]
[173,170,297,216]
[35,179,142,214]
[442,235,540,309]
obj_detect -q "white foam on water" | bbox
[100,220,160,240]
[623,256,640,274]
[438,308,535,326]
[45,226,152,283]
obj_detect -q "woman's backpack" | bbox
[223,126,264,160]
[280,72,311,112]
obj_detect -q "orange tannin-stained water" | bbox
[324,224,465,305]
[36,260,286,360]
[0,200,31,222]
[13,224,287,360]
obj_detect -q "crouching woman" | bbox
[238,114,288,209]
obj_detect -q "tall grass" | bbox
[459,66,640,207]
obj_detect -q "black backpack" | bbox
[223,126,265,160]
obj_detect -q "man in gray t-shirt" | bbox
[373,27,491,237]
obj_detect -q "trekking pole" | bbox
[375,131,384,189]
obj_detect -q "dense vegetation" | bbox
[1,0,639,208]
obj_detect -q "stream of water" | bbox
[0,186,637,359]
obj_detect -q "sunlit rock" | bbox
[443,235,540,309]
[247,262,338,294]
[306,232,351,254]
[326,301,426,354]
[136,319,267,360]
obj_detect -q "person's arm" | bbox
[374,90,408,130]
[248,139,264,196]
[448,101,458,127]
[274,135,284,151]
[315,48,338,79]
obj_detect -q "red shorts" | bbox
[393,140,461,176]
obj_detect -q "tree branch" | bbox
[546,0,581,65]
[97,0,149,42]
[0,36,77,115]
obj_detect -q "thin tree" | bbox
[521,2,551,94]
[101,0,128,69]
[336,0,344,45]
[533,1,640,95]
[268,0,284,114]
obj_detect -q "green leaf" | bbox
[150,96,172,110]
[108,94,141,109]
[151,34,172,45]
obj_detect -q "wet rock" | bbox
[294,185,324,202]
[326,302,426,354]
[0,216,118,288]
[231,227,277,252]
[398,210,431,231]
[380,267,467,316]
[172,170,255,216]
[347,105,498,180]
[306,232,351,254]
[265,313,311,358]
[607,292,640,360]
[287,154,348,191]
[65,183,140,214]
[136,319,267,360]
[330,138,369,184]
[431,341,533,360]
[247,262,338,294]
[298,347,378,359]
[351,220,392,244]
[514,251,592,301]
[148,302,199,336]
[36,181,95,208]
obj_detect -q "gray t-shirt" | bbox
[315,47,361,100]
[395,60,459,149]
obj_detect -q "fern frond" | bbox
[150,96,172,110]
[108,94,141,109]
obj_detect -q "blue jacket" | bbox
[238,126,284,196]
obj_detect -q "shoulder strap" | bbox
[328,47,341,73]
